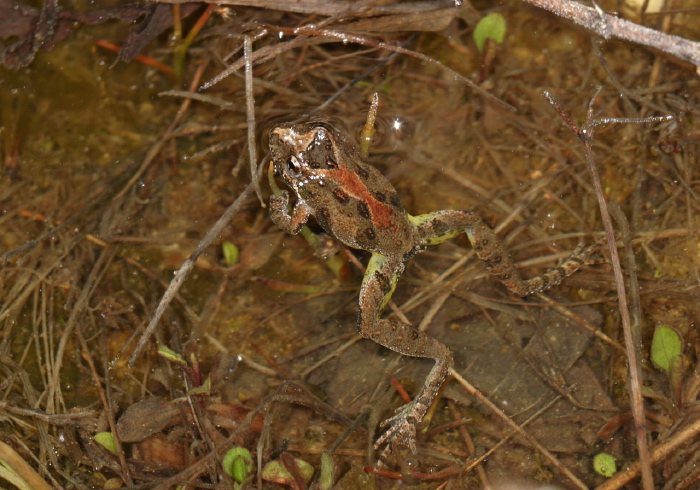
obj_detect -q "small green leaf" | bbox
[222,447,253,483]
[593,452,617,477]
[188,376,211,396]
[262,456,314,486]
[651,326,682,372]
[222,241,239,267]
[157,345,188,367]
[318,451,336,490]
[473,13,506,53]
[94,432,118,455]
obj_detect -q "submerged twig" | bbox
[267,25,516,112]
[76,327,133,485]
[312,36,412,115]
[245,35,264,206]
[115,62,208,203]
[200,21,514,111]
[127,63,245,364]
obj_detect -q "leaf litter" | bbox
[0,0,699,488]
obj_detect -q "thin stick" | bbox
[128,181,255,365]
[544,90,654,490]
[450,369,588,490]
[169,0,700,69]
[245,35,264,206]
[115,62,208,202]
[128,63,258,364]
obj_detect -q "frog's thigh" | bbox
[409,211,470,246]
[357,253,451,362]
[411,210,528,295]
[359,253,400,322]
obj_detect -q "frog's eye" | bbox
[286,156,302,178]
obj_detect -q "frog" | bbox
[268,117,603,462]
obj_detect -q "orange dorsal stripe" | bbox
[320,166,395,229]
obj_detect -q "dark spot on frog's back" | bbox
[332,188,350,205]
[373,190,386,203]
[355,165,370,180]
[364,228,376,241]
[390,194,402,209]
[357,201,371,220]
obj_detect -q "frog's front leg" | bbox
[269,190,312,235]
[410,210,602,296]
[358,253,453,460]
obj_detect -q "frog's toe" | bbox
[376,442,395,468]
[375,405,420,458]
[270,190,289,207]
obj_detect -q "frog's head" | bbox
[269,119,353,197]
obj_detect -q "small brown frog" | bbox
[268,117,602,461]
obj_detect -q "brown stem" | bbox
[544,91,654,490]
[521,0,700,68]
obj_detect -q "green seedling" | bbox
[222,447,253,487]
[261,454,313,489]
[473,13,506,53]
[94,432,118,455]
[651,325,682,373]
[222,241,239,267]
[593,452,617,477]
[651,325,684,408]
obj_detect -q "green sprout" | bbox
[593,453,617,477]
[222,447,253,486]
[473,13,506,53]
[651,325,682,373]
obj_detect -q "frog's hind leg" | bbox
[358,253,453,459]
[410,210,602,297]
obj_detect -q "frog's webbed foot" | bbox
[375,399,420,461]
[269,190,311,235]
[373,353,450,463]
[269,190,292,228]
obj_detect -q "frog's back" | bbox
[313,156,414,255]
[270,117,414,256]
